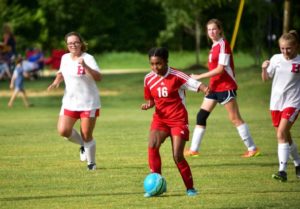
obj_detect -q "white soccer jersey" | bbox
[59,52,101,110]
[267,54,300,110]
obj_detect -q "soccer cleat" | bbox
[272,171,287,182]
[186,188,198,196]
[87,163,96,170]
[184,149,200,157]
[80,146,87,162]
[241,148,260,158]
[295,166,300,179]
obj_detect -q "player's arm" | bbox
[184,77,210,95]
[47,72,64,91]
[198,83,210,95]
[190,64,224,80]
[141,99,155,110]
[261,60,270,82]
[9,72,16,89]
[78,57,102,81]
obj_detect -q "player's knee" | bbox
[196,109,210,126]
[58,128,71,138]
[173,154,184,164]
[230,116,244,126]
[276,131,288,143]
[80,133,90,141]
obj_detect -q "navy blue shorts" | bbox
[205,90,237,105]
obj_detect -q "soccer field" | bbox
[0,68,300,209]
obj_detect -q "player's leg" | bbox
[224,98,259,157]
[80,115,98,170]
[7,90,18,107]
[286,112,300,179]
[272,118,293,182]
[58,109,87,162]
[57,110,80,144]
[171,134,197,196]
[144,129,168,197]
[289,131,300,179]
[288,136,300,179]
[148,129,168,174]
[19,90,30,107]
[185,98,217,156]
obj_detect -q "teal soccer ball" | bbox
[143,173,167,196]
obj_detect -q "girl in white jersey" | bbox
[185,19,260,158]
[262,30,300,182]
[48,32,102,170]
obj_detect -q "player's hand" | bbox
[199,83,210,95]
[47,83,59,91]
[78,57,86,67]
[141,100,154,110]
[141,103,150,110]
[261,60,270,69]
[190,74,201,80]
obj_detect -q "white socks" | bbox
[278,143,289,172]
[66,129,84,146]
[84,140,96,165]
[289,141,300,167]
[190,126,206,152]
[236,123,256,151]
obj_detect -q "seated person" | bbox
[23,47,45,78]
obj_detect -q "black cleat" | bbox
[295,166,300,179]
[87,163,96,170]
[272,171,287,182]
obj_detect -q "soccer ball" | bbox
[143,173,167,196]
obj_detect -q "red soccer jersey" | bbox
[208,38,237,92]
[144,68,199,124]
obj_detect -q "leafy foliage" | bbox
[1,0,300,66]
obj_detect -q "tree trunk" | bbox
[283,0,291,33]
[195,16,201,66]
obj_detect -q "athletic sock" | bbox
[176,159,194,190]
[278,143,289,172]
[289,141,300,166]
[148,147,161,174]
[84,139,96,165]
[236,123,256,151]
[190,126,206,152]
[65,129,84,146]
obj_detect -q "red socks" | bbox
[148,148,194,190]
[148,147,161,174]
[176,159,194,189]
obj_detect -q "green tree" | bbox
[155,0,233,67]
[1,0,165,54]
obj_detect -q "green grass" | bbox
[98,51,256,71]
[0,56,300,209]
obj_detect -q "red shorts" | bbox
[60,108,100,119]
[271,107,299,127]
[150,119,190,141]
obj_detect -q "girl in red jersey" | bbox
[141,47,209,197]
[184,19,260,158]
[262,30,300,182]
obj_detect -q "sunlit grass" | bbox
[0,57,299,209]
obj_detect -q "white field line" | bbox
[0,69,148,97]
[0,89,119,97]
[41,68,149,77]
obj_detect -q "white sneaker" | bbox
[80,146,87,162]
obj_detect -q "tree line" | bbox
[1,0,299,65]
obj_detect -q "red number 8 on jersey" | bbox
[77,65,86,75]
